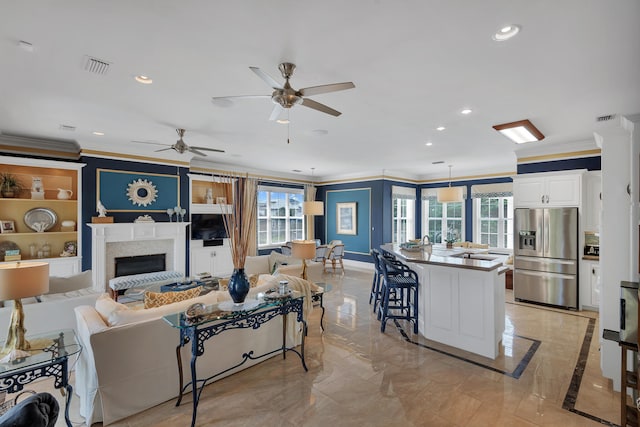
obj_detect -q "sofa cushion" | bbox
[144,287,202,309]
[39,287,100,302]
[94,293,128,324]
[268,251,301,273]
[244,256,270,275]
[48,270,92,294]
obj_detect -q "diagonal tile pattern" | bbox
[30,266,623,426]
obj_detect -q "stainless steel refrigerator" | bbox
[513,207,578,309]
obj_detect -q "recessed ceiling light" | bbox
[492,24,521,41]
[461,108,472,115]
[134,75,153,84]
[276,119,290,124]
[425,142,433,146]
[92,131,105,136]
[492,119,544,144]
[436,126,446,131]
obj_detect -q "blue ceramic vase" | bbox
[228,268,250,304]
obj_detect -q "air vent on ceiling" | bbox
[432,161,445,165]
[59,124,76,132]
[83,55,111,75]
[596,114,616,122]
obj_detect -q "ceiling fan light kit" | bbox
[140,128,225,157]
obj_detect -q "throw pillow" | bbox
[144,287,202,309]
[95,293,129,324]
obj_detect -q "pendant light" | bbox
[437,165,463,203]
[302,168,324,215]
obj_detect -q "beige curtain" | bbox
[304,183,316,240]
[247,180,258,257]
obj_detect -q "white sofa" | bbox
[244,251,324,283]
[0,270,101,336]
[74,274,315,426]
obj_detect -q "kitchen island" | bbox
[380,244,506,359]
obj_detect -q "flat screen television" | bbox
[191,213,228,241]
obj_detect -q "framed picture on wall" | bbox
[336,202,357,235]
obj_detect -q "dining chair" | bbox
[281,242,292,256]
[324,244,345,273]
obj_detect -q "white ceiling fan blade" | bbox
[301,98,341,116]
[269,104,284,121]
[132,140,168,146]
[211,95,270,108]
[190,146,225,153]
[299,82,355,97]
[154,147,173,152]
[249,66,283,89]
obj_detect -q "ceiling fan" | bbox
[135,129,224,157]
[212,63,355,120]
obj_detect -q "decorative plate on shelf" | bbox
[0,241,20,260]
[24,208,58,232]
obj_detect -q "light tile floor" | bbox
[31,266,623,426]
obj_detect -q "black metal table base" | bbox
[0,351,73,426]
[174,298,307,427]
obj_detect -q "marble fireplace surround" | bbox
[88,222,189,292]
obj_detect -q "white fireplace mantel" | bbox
[88,222,189,291]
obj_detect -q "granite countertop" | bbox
[380,244,505,272]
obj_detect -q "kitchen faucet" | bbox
[422,235,431,246]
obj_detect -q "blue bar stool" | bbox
[370,249,401,314]
[378,257,419,334]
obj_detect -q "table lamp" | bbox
[0,262,49,362]
[291,240,317,281]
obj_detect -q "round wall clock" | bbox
[126,178,158,207]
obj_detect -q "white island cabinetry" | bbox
[382,244,505,359]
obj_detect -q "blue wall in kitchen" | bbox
[517,156,601,174]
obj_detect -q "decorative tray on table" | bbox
[263,288,293,300]
[400,242,424,252]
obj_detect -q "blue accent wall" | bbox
[80,156,189,271]
[518,156,601,174]
[325,188,371,254]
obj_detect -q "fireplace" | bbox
[115,253,166,277]
[88,222,189,292]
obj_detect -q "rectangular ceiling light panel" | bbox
[492,119,544,144]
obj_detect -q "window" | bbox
[475,197,513,249]
[421,189,465,244]
[471,183,514,250]
[392,186,416,244]
[257,186,304,247]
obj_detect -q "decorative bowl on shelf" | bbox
[24,207,57,232]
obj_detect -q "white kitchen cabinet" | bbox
[190,244,233,277]
[580,259,600,310]
[513,171,583,207]
[583,171,602,232]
